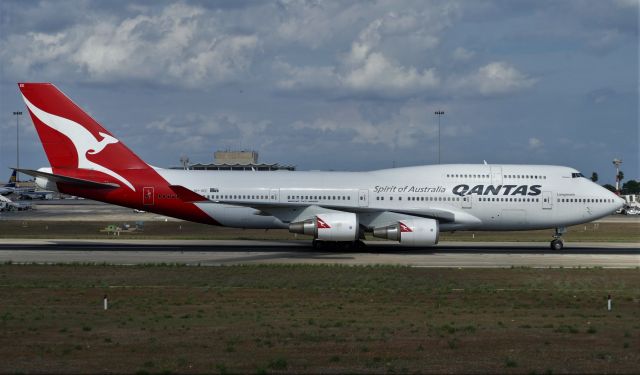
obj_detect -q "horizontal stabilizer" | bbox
[13,168,120,189]
[169,185,209,203]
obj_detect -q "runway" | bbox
[0,239,638,268]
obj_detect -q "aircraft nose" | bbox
[616,196,625,209]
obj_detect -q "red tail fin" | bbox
[19,83,149,191]
[17,83,218,225]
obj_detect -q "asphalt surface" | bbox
[0,239,637,268]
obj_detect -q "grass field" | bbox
[0,220,638,242]
[1,265,638,374]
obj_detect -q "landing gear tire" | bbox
[312,239,321,249]
[550,227,566,251]
[550,239,564,251]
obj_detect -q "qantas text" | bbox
[452,184,542,197]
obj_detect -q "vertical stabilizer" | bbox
[18,83,151,191]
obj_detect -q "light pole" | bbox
[13,111,22,182]
[612,158,622,194]
[434,110,445,164]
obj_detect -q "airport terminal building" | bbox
[175,150,295,171]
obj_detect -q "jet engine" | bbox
[373,218,439,246]
[289,212,358,241]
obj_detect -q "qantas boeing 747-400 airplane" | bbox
[15,83,624,250]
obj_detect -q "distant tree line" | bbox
[621,180,640,194]
[592,170,639,194]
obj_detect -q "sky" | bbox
[0,0,637,185]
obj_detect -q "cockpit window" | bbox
[571,172,585,178]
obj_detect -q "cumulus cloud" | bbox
[273,8,538,99]
[613,0,639,8]
[528,137,543,149]
[291,100,471,149]
[343,52,439,93]
[586,29,623,54]
[450,62,537,96]
[274,1,362,48]
[587,88,616,105]
[343,18,440,93]
[1,3,259,88]
[274,60,340,91]
[138,112,271,161]
[1,1,539,99]
[452,47,475,61]
[275,12,442,97]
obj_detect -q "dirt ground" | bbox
[0,265,638,374]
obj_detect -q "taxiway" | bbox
[0,239,637,268]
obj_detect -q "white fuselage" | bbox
[156,164,624,232]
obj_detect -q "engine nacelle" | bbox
[35,167,58,192]
[373,218,439,246]
[289,212,358,242]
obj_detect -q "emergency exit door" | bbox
[542,191,553,209]
[358,189,369,207]
[491,166,503,185]
[462,195,472,209]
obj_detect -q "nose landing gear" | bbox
[550,227,566,250]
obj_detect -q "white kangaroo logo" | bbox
[22,95,136,191]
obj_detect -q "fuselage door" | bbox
[491,166,503,185]
[358,189,369,207]
[143,187,154,206]
[542,191,553,209]
[270,189,279,203]
[462,195,472,209]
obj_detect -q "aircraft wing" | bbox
[207,199,480,226]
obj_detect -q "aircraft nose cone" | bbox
[616,196,626,208]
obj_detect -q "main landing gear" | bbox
[550,227,566,250]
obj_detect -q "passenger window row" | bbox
[504,174,546,179]
[286,195,351,201]
[446,173,547,179]
[558,198,614,203]
[376,196,460,202]
[446,174,489,178]
[479,197,539,202]
[206,194,275,200]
